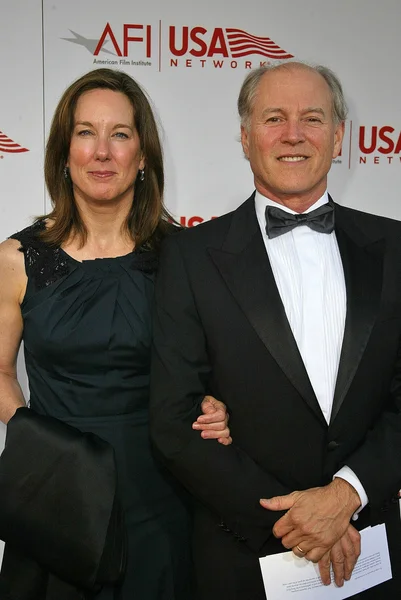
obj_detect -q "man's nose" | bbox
[280,119,306,144]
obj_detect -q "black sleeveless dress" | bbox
[10,221,194,600]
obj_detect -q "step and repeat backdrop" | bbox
[0,0,400,560]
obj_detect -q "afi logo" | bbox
[95,23,151,57]
[0,131,29,154]
[359,126,401,155]
[169,26,293,59]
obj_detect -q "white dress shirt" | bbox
[255,190,367,514]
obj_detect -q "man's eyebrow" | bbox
[302,107,326,116]
[260,107,327,118]
[261,108,285,117]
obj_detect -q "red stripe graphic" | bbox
[0,131,29,153]
[226,28,293,59]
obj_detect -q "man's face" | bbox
[241,65,344,207]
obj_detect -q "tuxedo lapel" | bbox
[208,196,326,426]
[330,205,385,423]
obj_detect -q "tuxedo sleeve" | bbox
[150,233,291,553]
[344,342,401,509]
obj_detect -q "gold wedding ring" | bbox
[296,545,306,554]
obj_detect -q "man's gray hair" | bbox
[238,61,348,129]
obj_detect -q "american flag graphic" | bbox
[0,130,29,153]
[226,28,293,59]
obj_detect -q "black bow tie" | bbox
[265,201,335,239]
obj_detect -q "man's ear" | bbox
[241,125,250,159]
[333,121,345,159]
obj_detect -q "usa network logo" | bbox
[332,122,401,169]
[61,22,294,71]
[0,130,29,159]
[358,125,401,166]
[168,26,293,70]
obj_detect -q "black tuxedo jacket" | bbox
[150,194,401,599]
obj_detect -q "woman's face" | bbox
[67,88,145,207]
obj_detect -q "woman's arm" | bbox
[0,239,27,423]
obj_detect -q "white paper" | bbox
[259,524,392,600]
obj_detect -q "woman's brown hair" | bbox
[42,68,173,250]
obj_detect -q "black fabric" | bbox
[0,545,93,600]
[5,222,194,600]
[265,199,335,238]
[0,407,125,599]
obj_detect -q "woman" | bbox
[0,69,230,599]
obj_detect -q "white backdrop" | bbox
[1,0,401,563]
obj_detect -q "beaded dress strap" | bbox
[9,220,70,292]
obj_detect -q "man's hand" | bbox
[316,524,361,587]
[260,478,361,562]
[192,396,232,445]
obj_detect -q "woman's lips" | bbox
[89,171,116,178]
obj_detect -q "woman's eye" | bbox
[114,132,129,139]
[77,129,92,136]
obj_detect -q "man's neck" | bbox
[254,190,329,217]
[255,185,328,214]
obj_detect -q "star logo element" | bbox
[61,30,116,55]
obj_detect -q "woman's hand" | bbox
[192,396,232,445]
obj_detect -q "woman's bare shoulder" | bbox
[0,237,24,261]
[0,239,27,298]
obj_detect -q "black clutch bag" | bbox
[0,407,126,599]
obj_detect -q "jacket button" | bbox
[327,440,339,451]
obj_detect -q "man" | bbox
[150,62,401,599]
